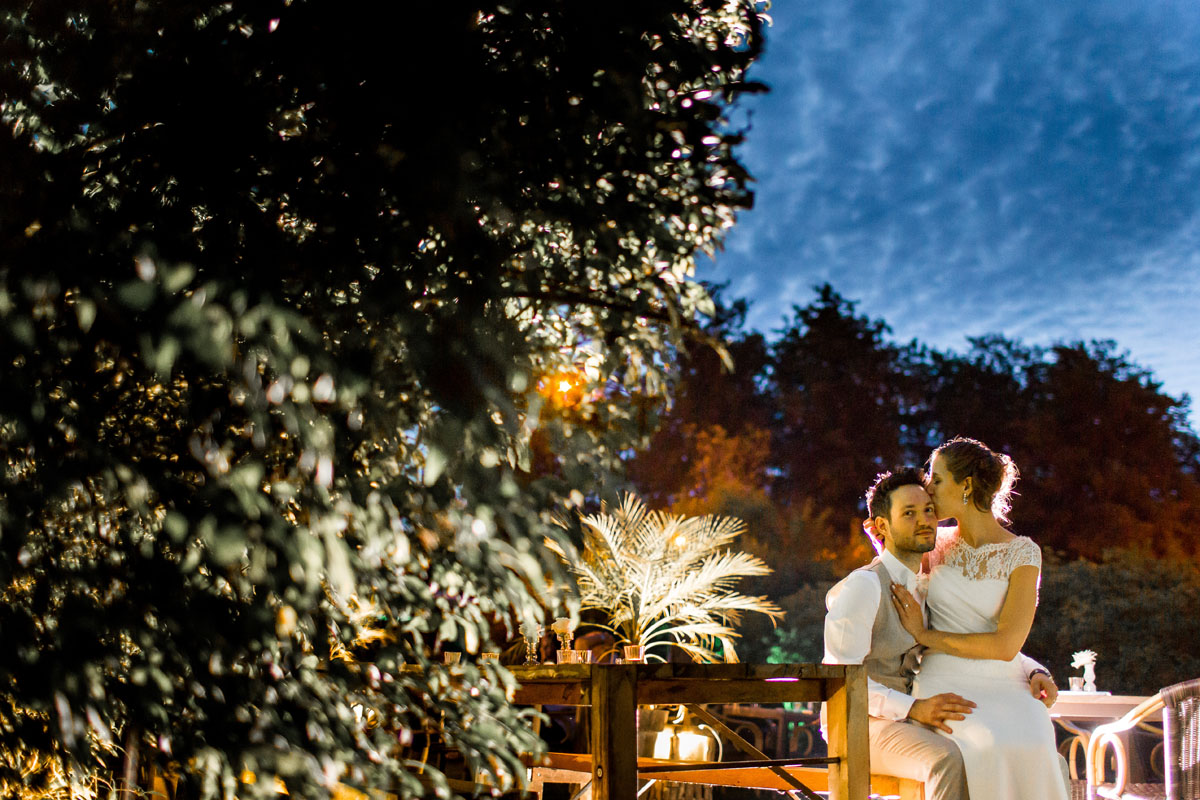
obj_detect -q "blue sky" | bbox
[701,0,1200,422]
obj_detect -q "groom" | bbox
[823,467,1057,800]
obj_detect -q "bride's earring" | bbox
[962,491,970,506]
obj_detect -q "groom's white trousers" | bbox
[868,717,969,800]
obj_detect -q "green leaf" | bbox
[423,447,447,486]
[162,264,195,293]
[205,526,247,566]
[117,281,156,310]
[163,511,188,543]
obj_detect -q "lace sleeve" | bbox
[1005,536,1042,573]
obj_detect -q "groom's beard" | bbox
[907,527,937,553]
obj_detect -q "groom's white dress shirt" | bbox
[824,549,925,720]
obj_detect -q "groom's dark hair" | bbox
[866,466,928,522]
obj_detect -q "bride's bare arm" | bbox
[890,565,1039,661]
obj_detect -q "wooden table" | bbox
[510,662,869,800]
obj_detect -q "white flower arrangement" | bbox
[1071,649,1097,669]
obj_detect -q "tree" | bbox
[768,285,922,545]
[626,284,772,508]
[665,424,773,515]
[915,335,1039,455]
[1015,342,1200,557]
[0,1,766,797]
[920,338,1200,557]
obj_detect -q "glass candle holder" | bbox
[623,644,645,663]
[523,627,542,665]
[572,649,594,664]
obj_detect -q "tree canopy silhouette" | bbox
[630,284,1200,563]
[768,284,924,541]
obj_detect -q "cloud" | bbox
[703,0,1200,410]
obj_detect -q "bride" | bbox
[890,437,1068,800]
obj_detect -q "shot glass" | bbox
[556,650,575,664]
[1069,676,1084,692]
[443,651,461,665]
[572,649,595,664]
[623,644,645,663]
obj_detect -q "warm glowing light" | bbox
[653,726,675,759]
[538,369,586,408]
[676,731,711,762]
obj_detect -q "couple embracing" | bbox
[824,437,1069,800]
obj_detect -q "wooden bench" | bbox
[529,751,924,799]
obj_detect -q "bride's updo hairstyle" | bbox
[933,437,1020,524]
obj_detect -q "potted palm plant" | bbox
[553,493,782,664]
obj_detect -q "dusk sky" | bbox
[700,0,1200,422]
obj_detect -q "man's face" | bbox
[876,484,938,556]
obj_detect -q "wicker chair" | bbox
[1086,678,1200,799]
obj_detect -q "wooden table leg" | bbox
[589,664,637,800]
[776,708,786,758]
[824,664,870,800]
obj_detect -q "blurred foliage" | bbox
[627,284,773,508]
[749,583,833,666]
[0,0,767,797]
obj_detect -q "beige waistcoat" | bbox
[858,558,923,698]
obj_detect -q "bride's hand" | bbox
[889,583,927,641]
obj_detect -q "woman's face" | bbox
[926,453,965,521]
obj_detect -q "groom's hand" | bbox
[907,693,976,733]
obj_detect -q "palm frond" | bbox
[641,551,774,620]
[555,493,779,661]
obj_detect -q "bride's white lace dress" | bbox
[912,529,1068,800]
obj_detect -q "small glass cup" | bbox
[623,644,645,663]
[1069,676,1084,692]
[480,652,500,663]
[556,650,575,664]
[522,626,543,665]
[572,649,595,664]
[443,651,461,665]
